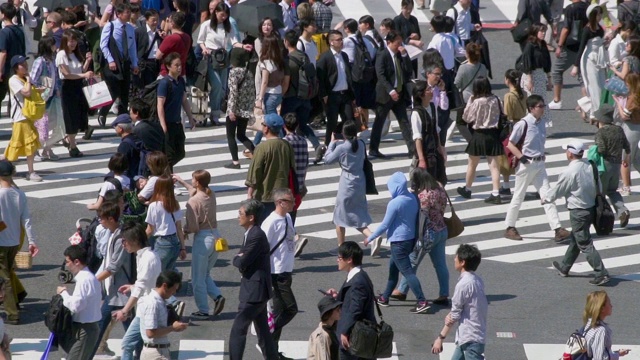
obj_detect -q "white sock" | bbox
[492,191,499,196]
[502,182,510,189]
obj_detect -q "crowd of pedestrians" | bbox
[0,0,640,359]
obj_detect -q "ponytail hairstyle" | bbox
[342,120,359,153]
[359,15,384,46]
[192,170,212,196]
[505,69,524,100]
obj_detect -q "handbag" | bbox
[604,76,629,96]
[566,19,582,47]
[511,10,532,43]
[211,48,229,70]
[215,238,229,252]
[503,119,528,169]
[444,193,464,239]
[82,78,114,110]
[361,140,378,195]
[589,161,615,236]
[450,64,481,111]
[349,290,394,358]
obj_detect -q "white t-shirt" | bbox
[261,212,295,274]
[296,37,318,67]
[145,201,182,236]
[55,51,83,79]
[9,76,26,123]
[99,175,131,197]
[197,21,238,50]
[258,60,283,94]
[138,176,158,200]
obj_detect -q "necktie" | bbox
[122,24,129,60]
[394,55,403,93]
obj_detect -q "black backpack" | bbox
[349,37,376,84]
[78,217,102,273]
[142,78,172,121]
[122,136,151,177]
[289,52,319,100]
[103,176,147,223]
[44,294,73,338]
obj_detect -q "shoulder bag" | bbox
[502,119,528,169]
[589,160,615,236]
[510,0,531,43]
[451,63,481,111]
[361,140,378,195]
[444,193,464,239]
[349,285,394,358]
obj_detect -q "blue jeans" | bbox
[253,93,283,145]
[207,63,228,112]
[192,228,222,313]
[121,316,143,360]
[382,239,425,302]
[153,233,180,272]
[398,227,449,297]
[280,96,319,148]
[452,342,485,360]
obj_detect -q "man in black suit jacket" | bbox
[130,99,165,154]
[326,241,376,360]
[369,30,415,159]
[316,30,356,148]
[229,199,279,360]
[134,9,162,91]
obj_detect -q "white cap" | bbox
[562,140,586,155]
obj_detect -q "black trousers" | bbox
[370,95,414,154]
[271,272,298,348]
[229,301,279,360]
[324,90,354,146]
[99,66,131,117]
[165,122,186,170]
[0,80,7,117]
[138,59,160,89]
[225,116,255,162]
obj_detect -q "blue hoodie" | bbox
[368,172,419,243]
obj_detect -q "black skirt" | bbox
[465,128,504,157]
[353,81,376,109]
[61,79,89,135]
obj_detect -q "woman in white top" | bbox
[5,55,43,182]
[197,1,251,124]
[56,30,93,158]
[138,151,170,203]
[145,175,186,272]
[254,17,279,93]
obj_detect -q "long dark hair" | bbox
[260,35,284,70]
[527,23,547,47]
[258,17,274,40]
[60,29,84,62]
[37,35,56,61]
[628,36,640,59]
[587,6,603,32]
[412,80,428,107]
[505,69,524,100]
[358,15,384,46]
[472,76,492,98]
[210,2,231,33]
[616,20,637,37]
[411,167,440,193]
[342,120,359,153]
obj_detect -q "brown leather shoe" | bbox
[554,227,571,242]
[504,227,523,241]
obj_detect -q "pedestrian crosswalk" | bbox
[8,337,640,359]
[3,111,640,278]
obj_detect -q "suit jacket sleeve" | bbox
[135,27,146,60]
[232,230,264,272]
[376,52,394,95]
[317,54,330,99]
[340,281,369,336]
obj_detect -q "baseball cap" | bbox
[111,114,132,128]
[562,140,586,155]
[10,55,28,69]
[0,160,15,177]
[317,296,342,318]
[593,104,614,124]
[264,113,284,129]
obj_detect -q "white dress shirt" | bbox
[428,33,463,70]
[145,24,159,59]
[446,3,472,41]
[261,212,295,274]
[61,267,102,323]
[130,247,162,299]
[343,34,357,63]
[331,48,348,92]
[346,266,361,282]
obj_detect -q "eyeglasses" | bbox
[337,256,343,261]
[261,122,267,127]
[278,198,293,203]
[430,73,443,77]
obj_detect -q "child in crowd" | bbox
[307,296,341,360]
[87,153,130,211]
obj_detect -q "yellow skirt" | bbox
[4,120,41,161]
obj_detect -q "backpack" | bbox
[560,326,591,360]
[103,176,147,222]
[44,294,73,339]
[142,78,172,121]
[12,77,46,122]
[69,217,102,273]
[122,135,151,177]
[289,52,319,100]
[349,37,376,84]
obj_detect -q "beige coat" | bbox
[307,323,333,360]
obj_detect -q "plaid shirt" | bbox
[284,133,309,195]
[312,1,333,33]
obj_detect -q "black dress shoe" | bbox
[368,150,388,158]
[82,127,94,140]
[97,115,106,128]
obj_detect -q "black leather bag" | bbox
[511,18,532,43]
[361,140,378,195]
[349,298,394,358]
[566,19,582,47]
[590,161,615,236]
[450,85,466,111]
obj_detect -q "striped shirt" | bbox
[285,133,309,195]
[585,320,620,360]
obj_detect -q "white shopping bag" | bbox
[82,80,113,110]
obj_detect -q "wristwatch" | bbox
[438,334,446,340]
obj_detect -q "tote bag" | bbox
[444,193,464,239]
[82,79,114,110]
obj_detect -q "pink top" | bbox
[417,187,447,232]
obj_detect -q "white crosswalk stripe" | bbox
[436,343,640,359]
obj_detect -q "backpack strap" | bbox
[589,160,603,195]
[105,176,123,193]
[297,38,306,53]
[364,35,379,50]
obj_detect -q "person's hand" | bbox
[236,252,244,257]
[202,48,211,56]
[326,288,338,298]
[390,90,399,102]
[570,66,578,77]
[28,244,39,257]
[555,47,561,58]
[438,79,445,91]
[242,44,253,52]
[0,72,4,81]
[618,349,631,357]
[172,174,183,183]
[56,286,66,295]
[527,80,533,92]
[511,22,518,30]
[474,23,482,31]
[341,334,350,349]
[432,337,443,354]
[75,20,87,27]
[418,159,426,169]
[409,33,419,40]
[133,67,139,75]
[118,284,133,294]
[172,321,188,332]
[330,132,336,142]
[84,71,94,79]
[179,248,187,260]
[161,124,168,133]
[114,309,128,322]
[188,118,196,130]
[229,112,236,121]
[24,75,30,83]
[519,155,530,164]
[398,45,406,55]
[108,61,117,71]
[363,237,370,247]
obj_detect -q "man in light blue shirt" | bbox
[99,3,139,123]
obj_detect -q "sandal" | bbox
[243,149,253,159]
[69,147,83,158]
[62,138,70,148]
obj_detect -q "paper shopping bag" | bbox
[82,80,113,110]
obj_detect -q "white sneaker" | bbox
[174,188,183,196]
[548,100,562,110]
[371,236,383,257]
[26,172,42,182]
[294,237,308,257]
[33,154,43,162]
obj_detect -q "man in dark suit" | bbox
[369,30,415,159]
[229,199,279,360]
[134,9,162,92]
[326,241,376,360]
[316,30,356,148]
[129,98,165,153]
